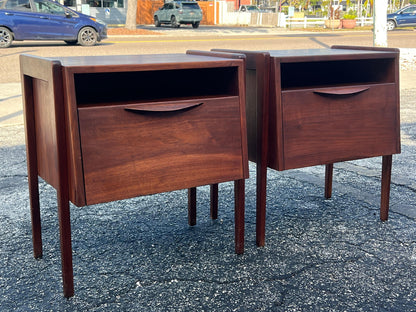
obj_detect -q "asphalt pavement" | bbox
[1,44,416,311]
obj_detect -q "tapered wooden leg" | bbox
[256,161,267,247]
[27,130,42,259]
[26,127,42,258]
[58,196,74,298]
[50,65,73,298]
[210,184,218,220]
[254,52,270,247]
[28,167,42,259]
[55,137,73,297]
[188,187,197,226]
[22,75,42,259]
[56,121,73,298]
[325,163,334,199]
[234,179,245,254]
[380,155,392,221]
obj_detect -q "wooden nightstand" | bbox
[212,46,401,246]
[20,52,248,297]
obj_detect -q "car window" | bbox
[182,3,199,9]
[247,6,259,11]
[403,6,416,14]
[3,0,32,11]
[33,0,66,14]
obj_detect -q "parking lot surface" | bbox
[1,34,416,310]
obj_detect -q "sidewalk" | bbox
[1,60,415,310]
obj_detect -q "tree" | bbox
[373,0,387,47]
[125,0,138,30]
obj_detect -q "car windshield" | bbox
[182,3,199,9]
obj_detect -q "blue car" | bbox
[0,0,107,47]
[387,4,416,30]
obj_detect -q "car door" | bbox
[159,3,171,22]
[29,0,77,39]
[396,6,416,26]
[1,0,40,40]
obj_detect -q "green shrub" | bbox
[343,9,357,20]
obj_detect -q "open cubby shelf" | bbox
[75,67,239,106]
[280,58,395,90]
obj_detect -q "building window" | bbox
[61,0,123,8]
[83,0,123,7]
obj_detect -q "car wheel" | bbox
[192,22,200,29]
[171,16,180,28]
[0,27,13,48]
[78,27,98,46]
[65,40,77,45]
[154,16,161,27]
[387,20,396,31]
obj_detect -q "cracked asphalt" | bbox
[1,51,416,311]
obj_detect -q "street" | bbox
[1,26,416,83]
[1,25,416,311]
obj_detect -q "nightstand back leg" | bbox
[380,155,392,221]
[235,179,245,254]
[210,184,218,220]
[325,163,334,199]
[188,187,197,226]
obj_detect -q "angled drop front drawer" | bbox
[266,49,401,171]
[60,54,248,206]
[279,83,399,170]
[78,97,245,205]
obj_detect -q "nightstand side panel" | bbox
[62,68,87,206]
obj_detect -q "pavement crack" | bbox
[136,277,243,287]
[264,256,362,282]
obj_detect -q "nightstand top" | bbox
[38,53,243,67]
[266,48,399,62]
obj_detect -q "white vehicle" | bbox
[154,1,202,28]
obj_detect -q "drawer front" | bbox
[279,84,400,170]
[78,97,245,205]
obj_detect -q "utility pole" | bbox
[373,0,388,47]
[125,0,138,30]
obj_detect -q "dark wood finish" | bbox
[275,78,398,170]
[52,61,74,299]
[22,75,42,259]
[380,155,393,221]
[20,53,248,297]
[234,179,245,254]
[188,187,197,226]
[20,56,74,297]
[78,97,244,204]
[211,49,271,247]
[210,184,218,220]
[186,50,251,227]
[213,46,400,246]
[325,164,334,199]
